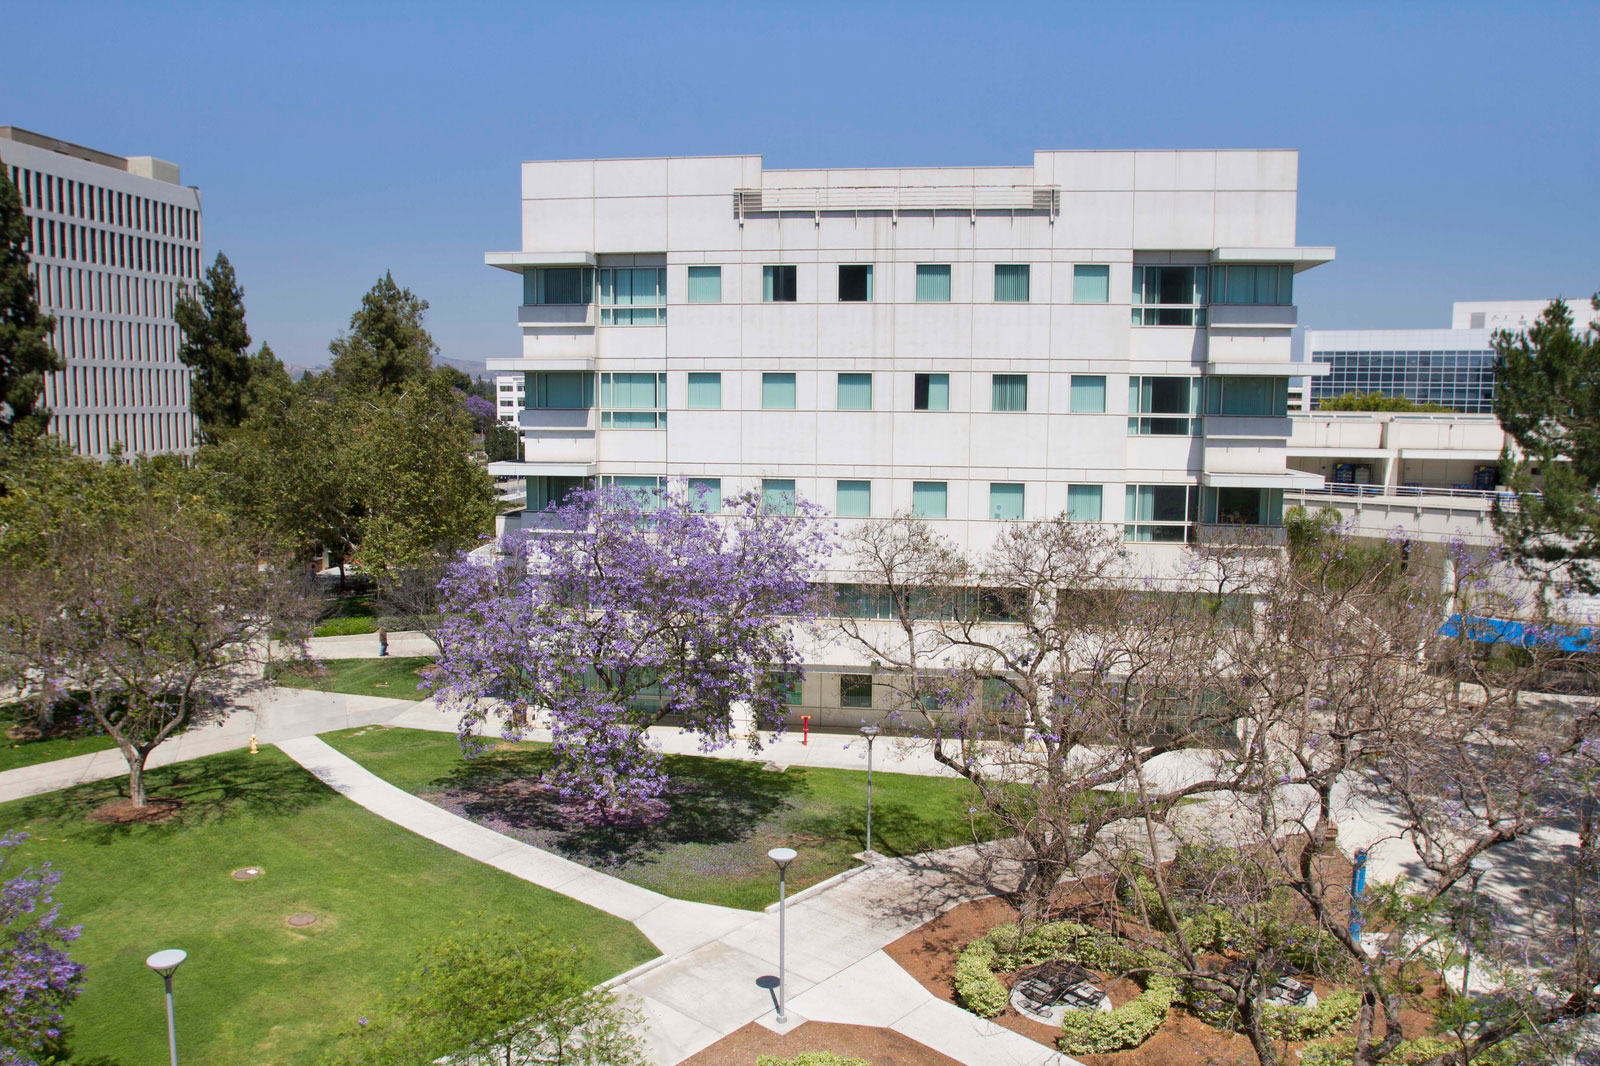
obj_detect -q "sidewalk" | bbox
[302,631,440,659]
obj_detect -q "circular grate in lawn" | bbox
[231,867,263,881]
[287,912,318,927]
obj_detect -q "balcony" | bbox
[518,303,595,327]
[518,406,596,432]
[1206,304,1297,329]
[1203,415,1293,440]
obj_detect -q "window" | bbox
[1067,485,1103,522]
[599,267,666,325]
[1128,376,1201,434]
[989,483,1024,520]
[914,373,949,411]
[686,371,722,409]
[763,264,797,302]
[1073,264,1110,303]
[1209,264,1292,306]
[836,480,871,517]
[991,374,1027,412]
[525,371,594,409]
[526,475,588,511]
[762,372,797,409]
[1203,486,1285,526]
[522,267,595,305]
[915,264,951,302]
[768,671,803,707]
[688,477,721,513]
[762,478,796,514]
[912,481,948,519]
[1204,376,1288,417]
[993,264,1030,302]
[607,475,665,510]
[1125,485,1197,542]
[840,674,873,709]
[600,372,667,429]
[1132,265,1207,326]
[1069,375,1106,413]
[837,373,872,410]
[838,264,873,302]
[687,265,722,303]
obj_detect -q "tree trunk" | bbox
[128,751,148,807]
[1238,990,1281,1066]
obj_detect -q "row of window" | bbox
[524,371,1289,425]
[48,314,181,367]
[34,262,184,321]
[529,474,1283,538]
[7,164,199,240]
[25,215,197,277]
[521,262,1293,319]
[50,409,193,458]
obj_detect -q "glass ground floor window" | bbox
[526,475,590,511]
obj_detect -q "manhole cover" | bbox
[231,867,262,881]
[287,913,318,927]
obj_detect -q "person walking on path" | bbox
[377,626,389,657]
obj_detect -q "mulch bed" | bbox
[681,1020,964,1066]
[88,797,183,823]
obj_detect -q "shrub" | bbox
[313,615,379,637]
[756,1056,870,1066]
[952,921,1175,1053]
[1261,989,1360,1041]
[1300,1035,1518,1066]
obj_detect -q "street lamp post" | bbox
[860,725,879,859]
[145,949,187,1066]
[768,846,797,1024]
[1462,857,1490,995]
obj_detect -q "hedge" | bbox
[756,1055,870,1066]
[952,921,1175,1054]
[1300,1035,1518,1066]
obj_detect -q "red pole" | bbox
[801,715,810,745]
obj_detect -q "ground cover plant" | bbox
[323,725,991,910]
[265,656,435,700]
[0,747,655,1065]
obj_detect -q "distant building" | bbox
[1,126,202,456]
[495,372,524,424]
[1304,299,1585,415]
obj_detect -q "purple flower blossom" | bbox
[0,833,85,1065]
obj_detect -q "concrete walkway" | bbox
[275,733,1071,1065]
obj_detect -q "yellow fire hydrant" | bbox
[249,734,259,755]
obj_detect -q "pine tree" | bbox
[243,342,292,416]
[1491,294,1600,592]
[175,252,252,443]
[0,161,60,441]
[328,273,438,393]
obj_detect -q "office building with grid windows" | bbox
[1304,299,1588,415]
[1,126,201,457]
[485,151,1333,719]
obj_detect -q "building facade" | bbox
[1,126,201,457]
[488,151,1331,555]
[495,372,524,424]
[1304,299,1587,415]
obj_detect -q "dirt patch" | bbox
[680,1020,964,1066]
[87,797,183,824]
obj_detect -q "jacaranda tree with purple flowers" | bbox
[0,833,84,1066]
[431,479,831,817]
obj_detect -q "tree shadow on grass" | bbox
[5,749,335,842]
[424,749,808,869]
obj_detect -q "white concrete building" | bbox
[1,126,201,457]
[495,372,524,424]
[486,151,1334,573]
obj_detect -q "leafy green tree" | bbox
[243,342,293,417]
[324,918,646,1066]
[329,273,438,393]
[0,162,59,442]
[174,252,253,443]
[484,419,520,462]
[1315,391,1452,413]
[1492,294,1600,592]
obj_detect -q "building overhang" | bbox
[1284,446,1392,459]
[1202,470,1326,490]
[487,461,597,478]
[484,251,598,273]
[1397,448,1503,461]
[486,357,596,372]
[1211,246,1336,273]
[1209,360,1331,377]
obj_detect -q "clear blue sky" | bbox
[4,1,1596,372]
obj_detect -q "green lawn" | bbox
[323,725,993,910]
[313,591,378,636]
[0,700,119,772]
[266,656,435,700]
[0,748,656,1065]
